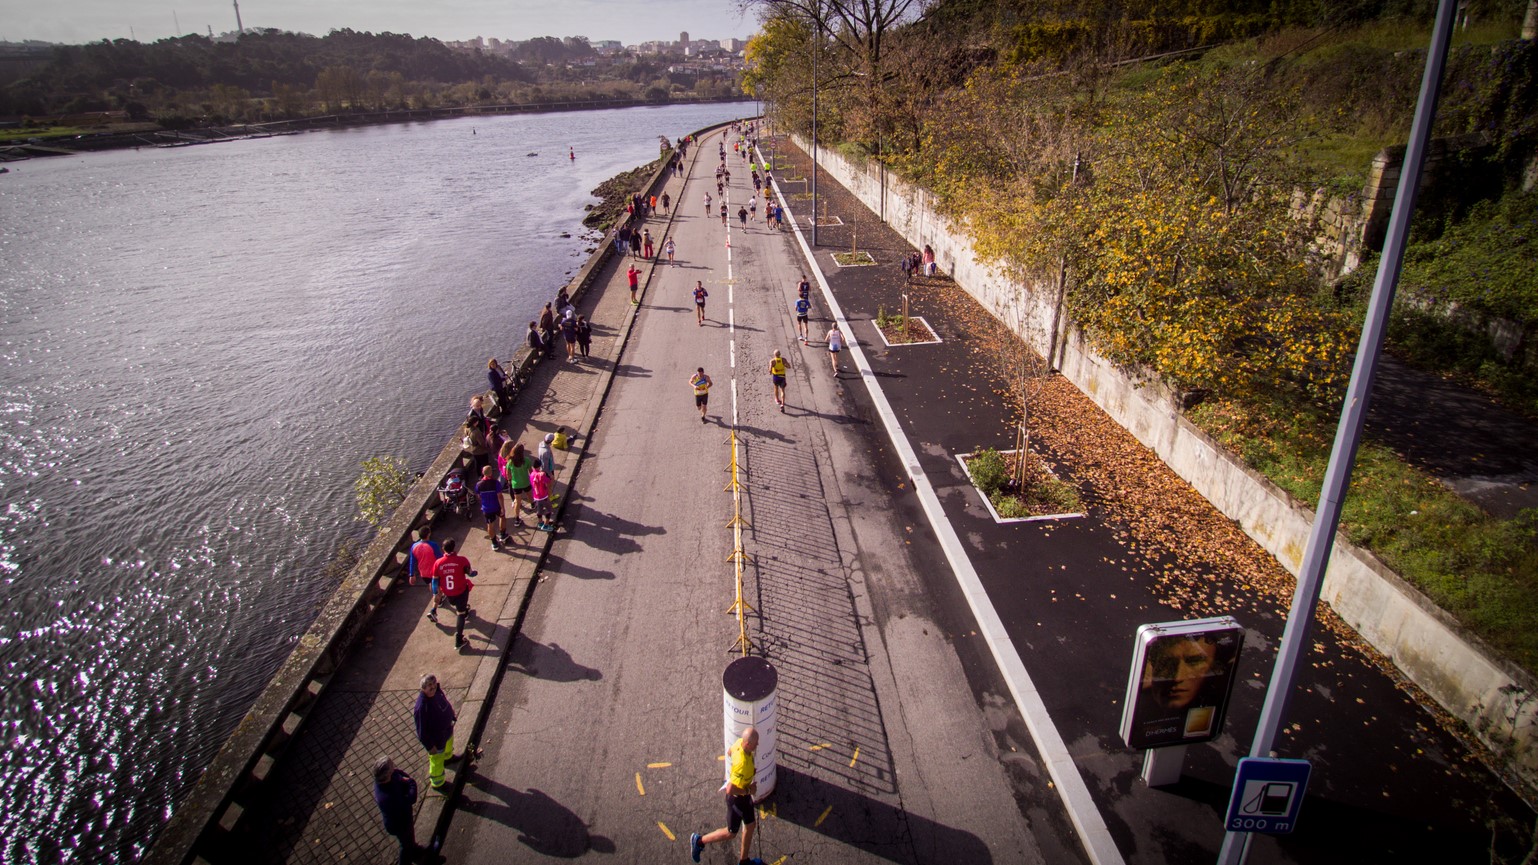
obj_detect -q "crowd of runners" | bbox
[373,121,861,865]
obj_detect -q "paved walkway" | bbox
[226,138,706,863]
[441,126,1078,865]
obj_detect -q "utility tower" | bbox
[233,0,244,35]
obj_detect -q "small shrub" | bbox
[968,448,1009,496]
[355,456,415,527]
[992,493,1030,519]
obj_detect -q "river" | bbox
[0,100,750,864]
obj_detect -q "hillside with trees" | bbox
[743,0,1538,668]
[0,28,741,126]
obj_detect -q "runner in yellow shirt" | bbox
[690,727,762,865]
[690,367,713,424]
[768,351,788,412]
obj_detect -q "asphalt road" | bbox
[441,129,1084,865]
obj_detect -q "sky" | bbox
[0,0,761,46]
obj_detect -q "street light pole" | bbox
[1215,1,1458,860]
[810,19,819,247]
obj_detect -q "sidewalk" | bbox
[223,141,704,864]
[761,135,1536,862]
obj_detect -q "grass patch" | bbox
[0,126,88,142]
[965,447,1082,519]
[832,251,876,266]
[1189,395,1538,669]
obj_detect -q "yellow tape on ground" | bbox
[657,821,676,841]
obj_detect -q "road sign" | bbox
[1224,757,1310,834]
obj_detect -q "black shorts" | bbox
[446,591,470,613]
[726,794,756,833]
[695,393,709,407]
[771,375,785,387]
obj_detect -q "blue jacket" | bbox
[373,769,417,836]
[413,688,456,752]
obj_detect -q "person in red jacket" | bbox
[432,539,476,652]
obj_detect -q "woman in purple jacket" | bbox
[412,674,458,791]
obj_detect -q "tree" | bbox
[742,0,923,142]
[1060,65,1352,403]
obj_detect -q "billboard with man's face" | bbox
[1119,617,1245,750]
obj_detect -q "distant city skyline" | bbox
[0,0,758,46]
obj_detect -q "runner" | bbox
[769,350,788,411]
[665,237,676,266]
[826,324,844,375]
[704,191,712,214]
[431,539,475,653]
[737,206,748,229]
[720,202,728,226]
[690,367,712,423]
[794,293,811,344]
[693,281,709,326]
[748,195,757,222]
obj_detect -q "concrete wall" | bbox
[798,136,1538,799]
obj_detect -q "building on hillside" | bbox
[680,31,690,46]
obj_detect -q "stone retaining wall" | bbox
[796,135,1538,801]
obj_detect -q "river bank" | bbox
[582,157,664,230]
[0,96,748,162]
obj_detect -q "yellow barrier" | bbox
[725,427,754,655]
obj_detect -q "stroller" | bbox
[437,468,471,518]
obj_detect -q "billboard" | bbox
[1120,616,1244,750]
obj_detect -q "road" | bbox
[440,128,1083,864]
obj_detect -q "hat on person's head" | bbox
[543,433,555,444]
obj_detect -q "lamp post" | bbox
[811,20,819,247]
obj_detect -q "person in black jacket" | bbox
[372,758,441,864]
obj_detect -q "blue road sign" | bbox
[1225,757,1311,834]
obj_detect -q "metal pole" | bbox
[811,22,819,248]
[1215,1,1458,861]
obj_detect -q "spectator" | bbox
[372,758,441,864]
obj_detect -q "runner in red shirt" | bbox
[432,539,476,652]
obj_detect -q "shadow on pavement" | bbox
[509,637,603,683]
[567,505,665,557]
[771,766,991,864]
[457,775,614,858]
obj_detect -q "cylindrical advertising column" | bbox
[722,656,777,802]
